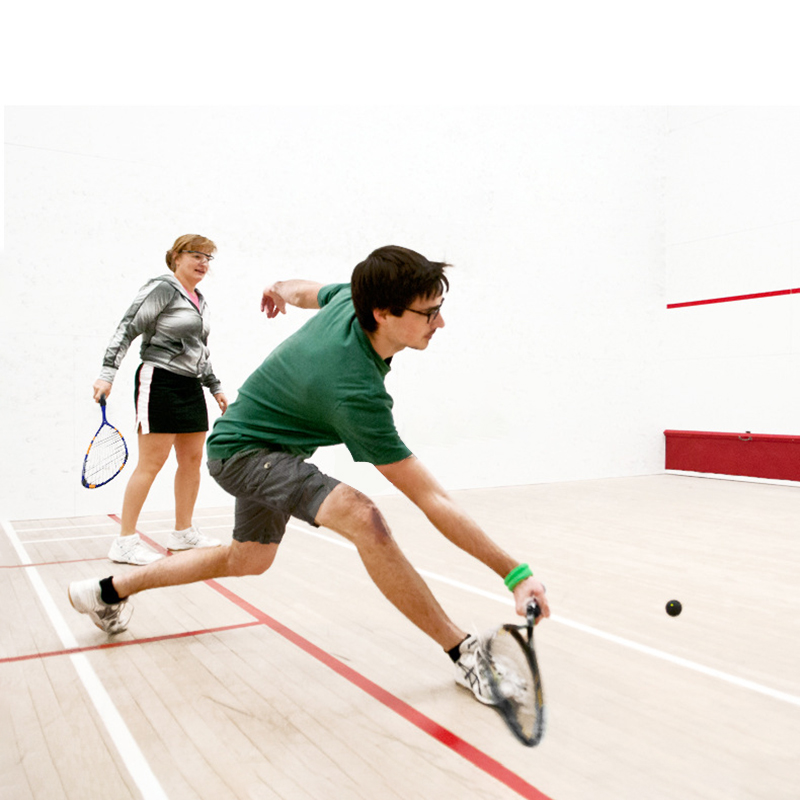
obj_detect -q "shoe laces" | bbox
[179,526,202,545]
[118,535,141,554]
[458,638,493,690]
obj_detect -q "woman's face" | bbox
[173,249,213,287]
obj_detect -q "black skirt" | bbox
[134,364,208,434]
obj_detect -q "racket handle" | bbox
[99,393,107,407]
[526,601,541,623]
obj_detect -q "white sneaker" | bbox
[108,534,164,565]
[68,578,132,634]
[454,634,496,705]
[166,525,221,551]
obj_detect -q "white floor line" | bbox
[19,513,234,535]
[24,526,231,544]
[549,614,800,707]
[25,533,119,544]
[12,513,800,711]
[287,523,800,709]
[2,519,169,800]
[17,522,118,532]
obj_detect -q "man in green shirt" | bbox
[69,245,549,704]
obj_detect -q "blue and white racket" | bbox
[81,394,128,488]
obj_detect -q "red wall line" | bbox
[667,287,799,309]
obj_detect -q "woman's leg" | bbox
[172,431,207,531]
[118,432,175,536]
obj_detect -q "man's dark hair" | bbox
[351,245,450,332]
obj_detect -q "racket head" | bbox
[484,604,546,746]
[81,398,128,488]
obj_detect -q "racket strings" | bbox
[492,654,531,702]
[83,425,127,486]
[488,627,544,744]
[491,633,534,700]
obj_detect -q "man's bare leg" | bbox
[112,540,279,598]
[315,483,466,651]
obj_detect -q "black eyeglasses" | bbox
[403,299,444,324]
[181,250,214,262]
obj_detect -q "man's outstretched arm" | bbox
[376,455,550,618]
[261,280,324,317]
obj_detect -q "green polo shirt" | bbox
[206,283,412,465]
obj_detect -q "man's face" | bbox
[378,294,446,352]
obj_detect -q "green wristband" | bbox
[504,563,533,591]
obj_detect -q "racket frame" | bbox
[81,394,129,489]
[484,601,546,747]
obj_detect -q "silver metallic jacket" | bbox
[98,272,223,395]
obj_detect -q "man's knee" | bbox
[360,502,393,546]
[318,484,393,547]
[225,541,278,576]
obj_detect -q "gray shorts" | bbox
[207,449,341,545]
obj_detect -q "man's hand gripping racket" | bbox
[483,599,547,747]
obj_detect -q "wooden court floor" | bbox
[1,474,798,800]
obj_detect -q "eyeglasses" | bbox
[181,250,214,262]
[403,299,444,324]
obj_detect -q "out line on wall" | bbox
[667,287,799,309]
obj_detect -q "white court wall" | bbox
[663,107,800,435]
[2,106,666,520]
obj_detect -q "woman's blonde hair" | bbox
[165,234,217,271]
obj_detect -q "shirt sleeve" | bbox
[317,283,349,308]
[333,394,413,465]
[197,299,222,395]
[98,279,175,383]
[199,361,223,395]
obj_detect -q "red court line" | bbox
[207,580,552,800]
[110,515,553,800]
[0,621,263,665]
[667,287,799,309]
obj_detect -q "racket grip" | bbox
[99,393,107,406]
[526,601,541,623]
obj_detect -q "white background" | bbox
[663,107,800,434]
[3,6,798,521]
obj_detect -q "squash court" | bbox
[2,473,798,800]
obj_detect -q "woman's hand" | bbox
[214,392,229,414]
[93,379,112,402]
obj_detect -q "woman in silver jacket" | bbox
[93,234,228,565]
